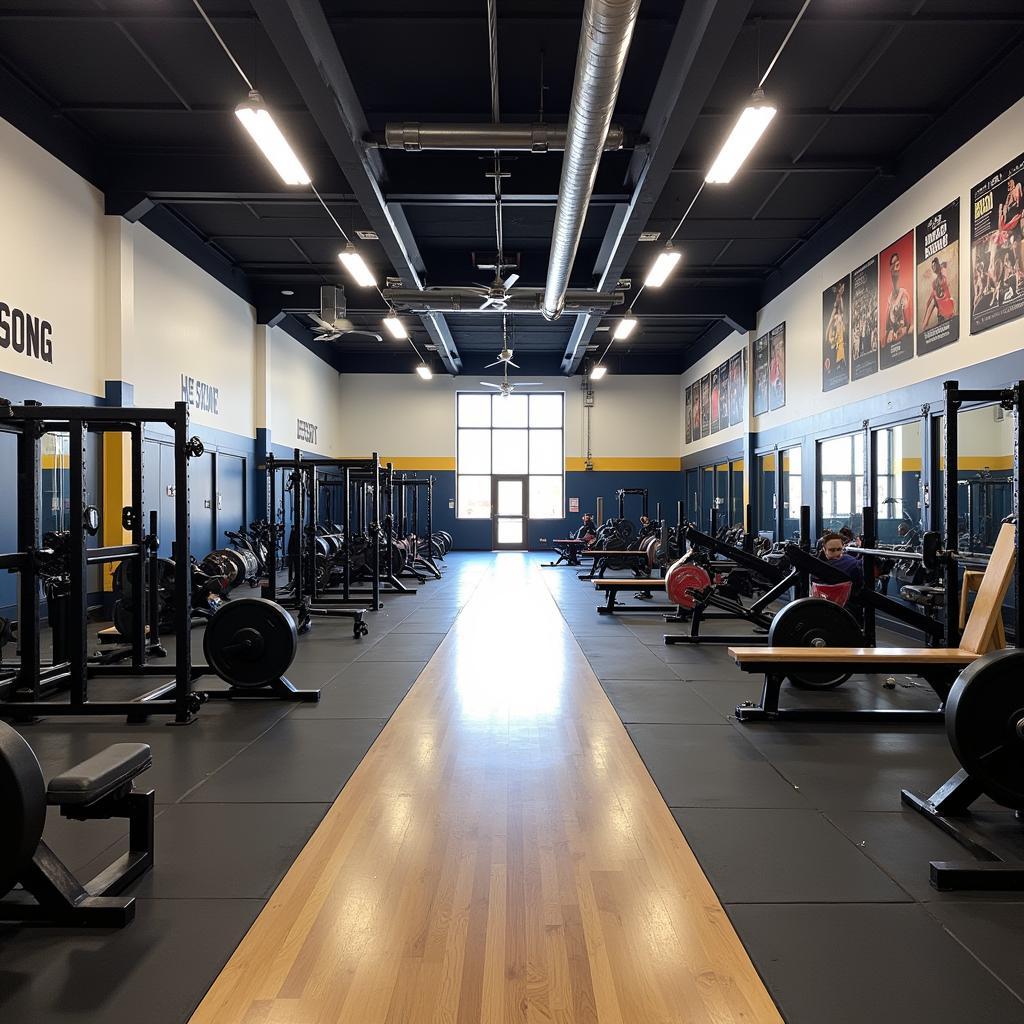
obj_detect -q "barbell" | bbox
[845,531,992,571]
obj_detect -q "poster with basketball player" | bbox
[850,257,879,381]
[768,322,786,411]
[684,385,692,445]
[710,366,721,433]
[692,380,702,439]
[822,275,850,391]
[700,374,711,438]
[878,232,914,369]
[971,154,1024,334]
[729,350,744,425]
[719,359,731,429]
[916,199,960,354]
[753,330,770,416]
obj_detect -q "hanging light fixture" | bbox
[416,364,433,380]
[383,312,408,339]
[644,243,682,288]
[613,317,638,340]
[590,365,607,381]
[339,244,376,287]
[705,90,777,185]
[234,91,311,186]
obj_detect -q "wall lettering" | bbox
[296,418,319,445]
[0,301,54,363]
[180,374,220,414]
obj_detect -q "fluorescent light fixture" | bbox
[590,365,607,381]
[613,317,638,340]
[416,364,433,380]
[234,91,310,186]
[705,91,777,184]
[339,244,376,287]
[644,245,681,288]
[383,312,408,340]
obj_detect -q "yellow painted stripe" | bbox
[565,456,681,472]
[41,454,70,469]
[898,457,923,471]
[957,455,1013,471]
[101,433,132,592]
[382,456,457,471]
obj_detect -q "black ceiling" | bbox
[1,0,1023,375]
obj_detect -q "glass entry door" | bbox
[492,475,528,550]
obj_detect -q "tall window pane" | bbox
[492,394,528,427]
[458,393,491,427]
[457,475,491,518]
[529,430,562,474]
[458,429,491,473]
[529,394,562,427]
[529,475,563,519]
[492,429,528,473]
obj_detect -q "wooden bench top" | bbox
[594,579,666,589]
[728,646,981,665]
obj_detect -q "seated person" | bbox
[574,513,597,546]
[818,530,864,590]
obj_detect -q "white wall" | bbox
[753,95,1024,436]
[0,117,106,396]
[335,372,681,465]
[268,326,343,453]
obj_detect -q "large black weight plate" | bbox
[946,649,1024,810]
[0,722,47,898]
[203,597,298,690]
[768,597,863,690]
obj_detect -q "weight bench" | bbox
[544,538,590,567]
[593,578,670,614]
[0,724,155,925]
[727,522,1015,724]
[578,550,653,580]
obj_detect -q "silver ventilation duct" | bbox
[542,0,640,320]
[383,288,624,315]
[382,123,625,153]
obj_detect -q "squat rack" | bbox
[0,400,201,724]
[392,474,442,580]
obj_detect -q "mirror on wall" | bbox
[781,446,803,540]
[873,421,924,545]
[715,463,729,528]
[757,452,776,539]
[730,458,745,529]
[700,465,714,532]
[684,468,698,525]
[818,433,865,537]
[937,404,1013,554]
[41,431,71,536]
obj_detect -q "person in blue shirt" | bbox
[819,530,864,589]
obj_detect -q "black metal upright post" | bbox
[172,402,193,723]
[68,417,87,706]
[943,381,961,648]
[861,505,877,646]
[129,424,145,668]
[372,455,381,608]
[266,455,278,600]
[16,416,42,698]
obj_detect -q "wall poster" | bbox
[710,366,721,433]
[729,350,744,425]
[768,322,786,411]
[971,154,1024,334]
[719,359,731,429]
[822,275,850,392]
[850,257,879,381]
[700,374,711,438]
[916,199,960,354]
[691,380,702,440]
[879,231,914,368]
[684,385,692,444]
[753,330,770,416]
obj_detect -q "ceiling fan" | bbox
[485,313,520,368]
[480,361,542,398]
[307,285,382,343]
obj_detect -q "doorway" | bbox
[491,475,528,550]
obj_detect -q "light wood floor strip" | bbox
[189,557,783,1023]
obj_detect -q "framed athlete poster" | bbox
[719,359,731,429]
[878,232,914,368]
[710,366,721,433]
[916,199,960,354]
[768,322,786,411]
[970,154,1024,334]
[684,385,692,444]
[729,350,744,425]
[692,380,702,439]
[700,374,711,438]
[850,257,879,381]
[753,330,770,415]
[822,275,850,392]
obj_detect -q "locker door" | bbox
[217,453,246,546]
[189,450,214,558]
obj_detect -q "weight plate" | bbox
[768,597,863,690]
[0,722,47,899]
[946,649,1024,810]
[220,549,248,587]
[203,597,298,689]
[666,559,711,610]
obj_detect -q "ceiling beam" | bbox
[561,0,753,374]
[670,160,888,175]
[250,0,461,374]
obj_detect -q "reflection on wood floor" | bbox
[189,555,783,1023]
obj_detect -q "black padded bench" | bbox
[0,724,155,926]
[593,578,671,614]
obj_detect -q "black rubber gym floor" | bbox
[540,556,1024,1024]
[4,552,1024,1024]
[0,554,490,1024]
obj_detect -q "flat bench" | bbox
[593,578,670,615]
[726,522,1015,724]
[544,538,591,567]
[579,550,653,580]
